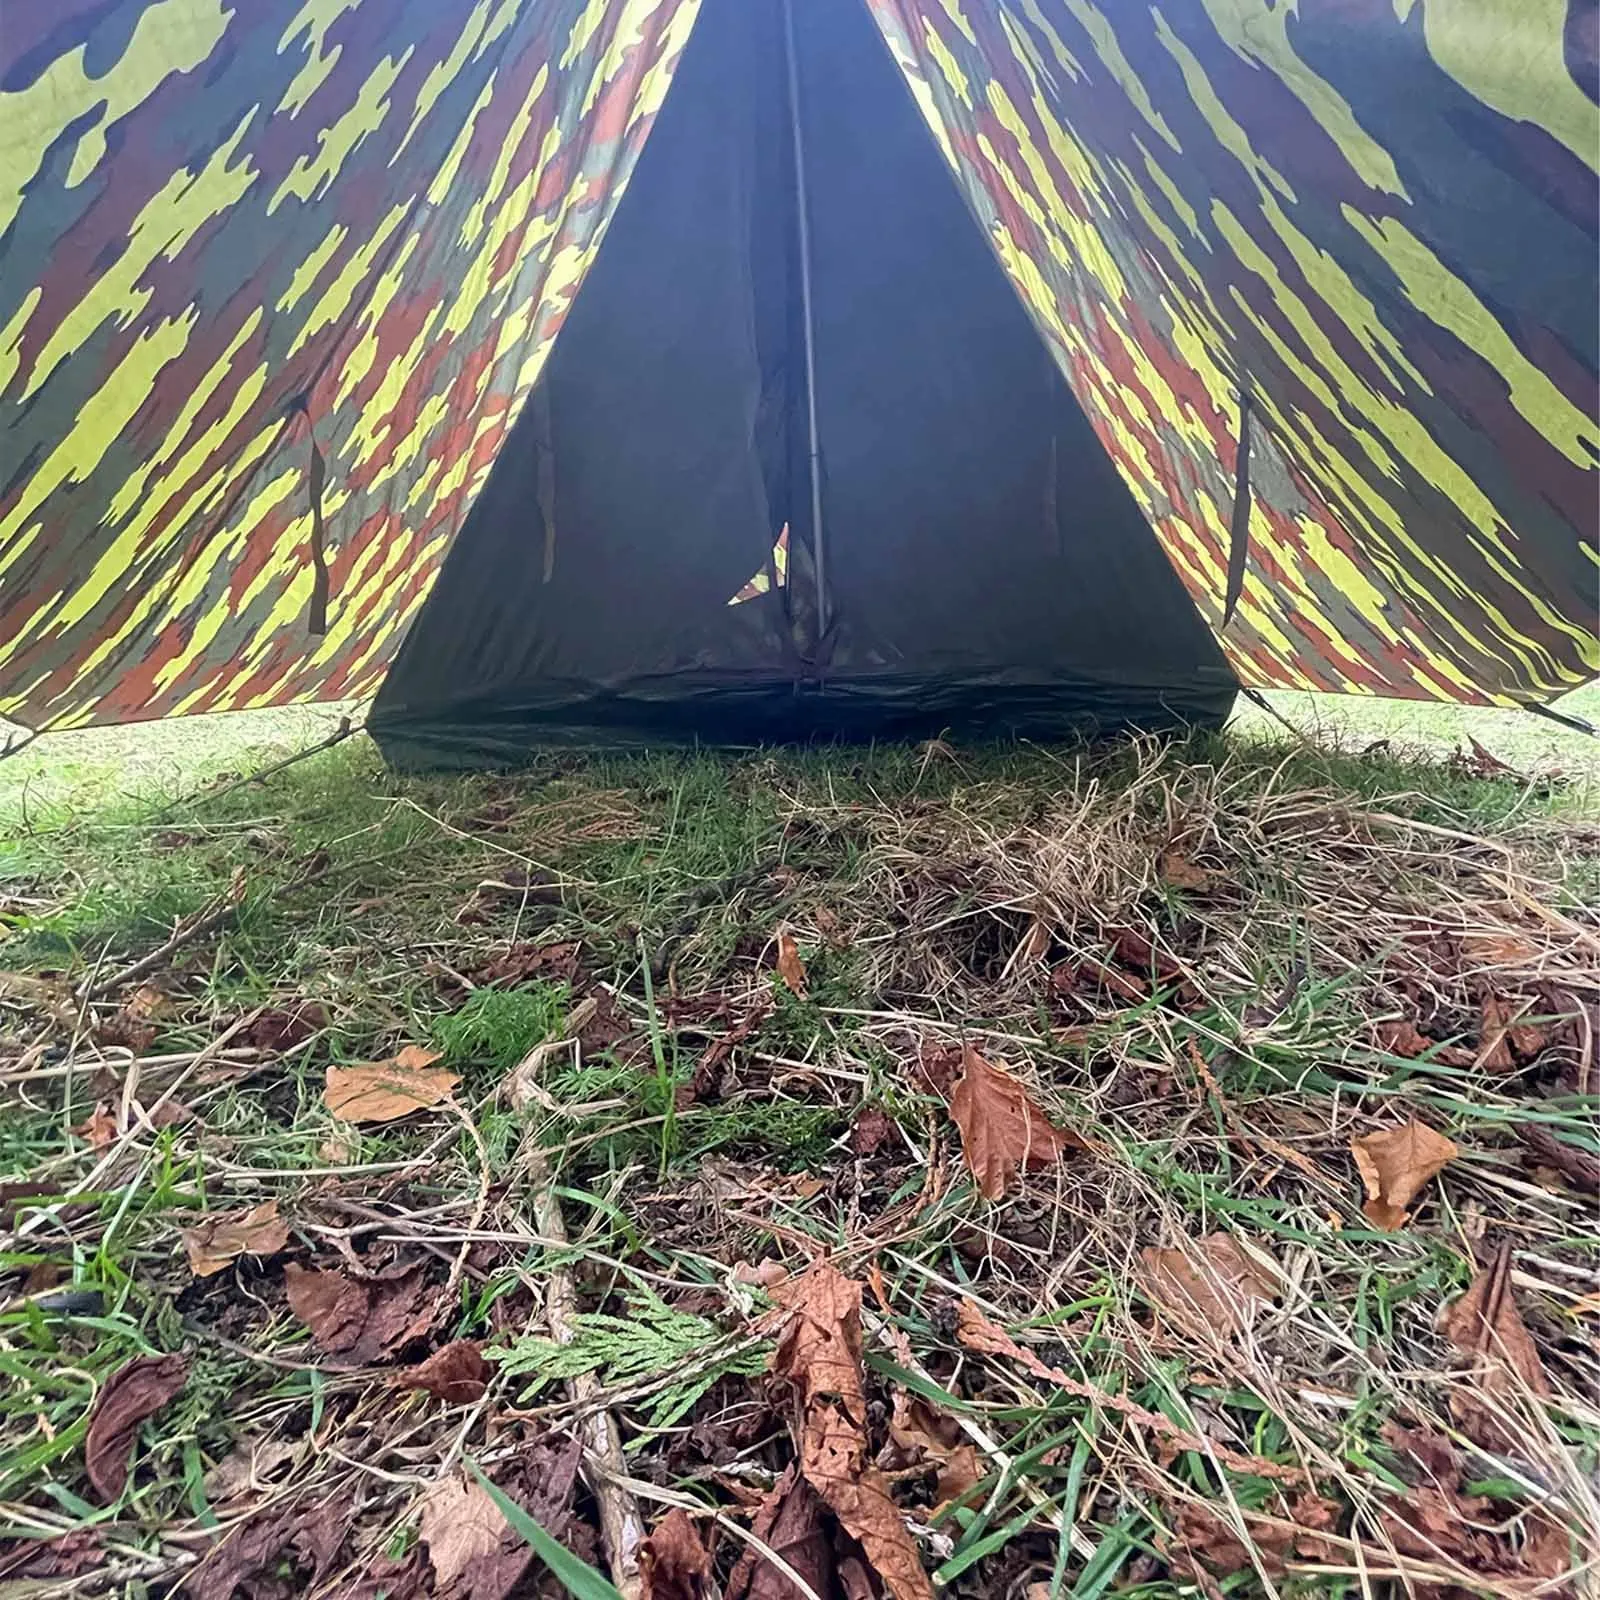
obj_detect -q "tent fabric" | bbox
[0,1,1595,741]
[0,0,697,730]
[370,0,1237,762]
[865,0,1599,703]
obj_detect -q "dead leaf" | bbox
[396,1340,491,1405]
[640,1508,713,1600]
[180,1201,289,1279]
[1440,1243,1550,1447]
[882,1393,982,1513]
[323,1046,458,1124]
[724,1465,834,1600]
[775,931,808,998]
[800,1400,933,1600]
[74,1101,119,1149]
[770,1261,866,1422]
[848,1107,895,1157]
[413,1441,584,1600]
[0,1529,103,1583]
[1159,851,1213,891]
[84,1353,187,1502]
[284,1261,442,1363]
[1477,993,1518,1072]
[421,1477,507,1589]
[1139,1233,1280,1337]
[947,1045,1072,1199]
[1515,1122,1600,1193]
[764,1265,933,1600]
[1460,930,1540,968]
[244,1001,329,1052]
[1350,1119,1458,1230]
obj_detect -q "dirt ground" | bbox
[1,699,1596,1599]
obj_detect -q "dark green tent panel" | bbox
[369,0,1236,761]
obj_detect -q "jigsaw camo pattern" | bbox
[1,0,1596,728]
[866,0,1599,699]
[0,0,698,728]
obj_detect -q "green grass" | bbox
[0,699,1595,1596]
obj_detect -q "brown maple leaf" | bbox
[1350,1119,1458,1229]
[947,1046,1073,1199]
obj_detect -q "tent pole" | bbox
[781,0,829,643]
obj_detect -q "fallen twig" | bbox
[508,999,646,1600]
[157,713,359,818]
[76,869,246,1002]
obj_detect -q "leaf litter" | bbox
[2,735,1596,1598]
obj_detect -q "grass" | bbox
[0,695,1596,1598]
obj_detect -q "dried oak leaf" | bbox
[770,1261,866,1421]
[1139,1233,1280,1337]
[1350,1119,1458,1230]
[181,1200,290,1278]
[323,1046,458,1124]
[724,1465,834,1600]
[284,1261,441,1363]
[947,1045,1073,1200]
[85,1353,188,1502]
[641,1508,714,1600]
[1440,1243,1550,1448]
[775,931,808,998]
[395,1340,491,1405]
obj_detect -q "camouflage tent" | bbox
[1,0,1595,758]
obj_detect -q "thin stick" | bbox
[509,1003,646,1600]
[76,870,246,1002]
[157,713,359,818]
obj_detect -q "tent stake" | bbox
[781,0,829,645]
